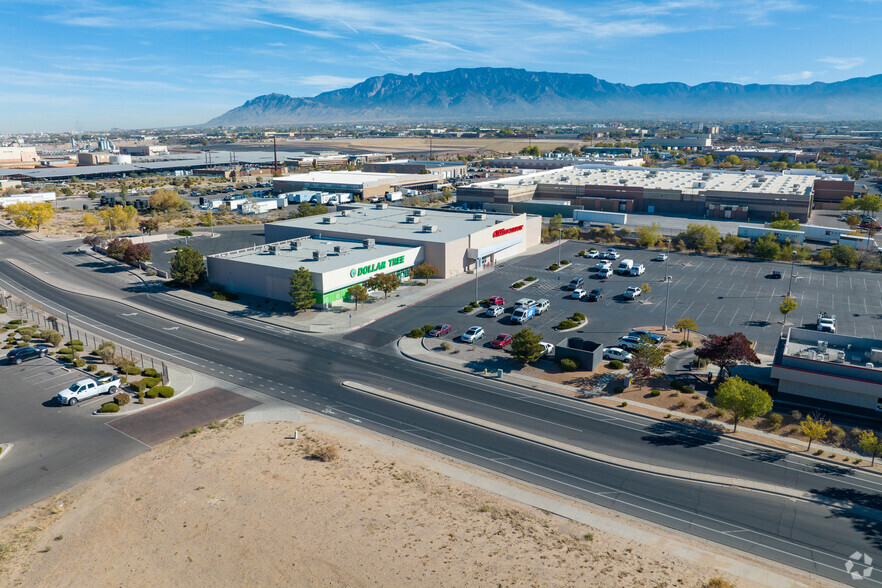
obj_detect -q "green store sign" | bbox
[350,255,406,278]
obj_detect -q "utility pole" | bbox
[788,249,797,297]
[273,136,278,174]
[474,255,479,303]
[663,238,672,330]
[557,227,563,265]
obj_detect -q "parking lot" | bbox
[0,357,147,518]
[369,240,882,356]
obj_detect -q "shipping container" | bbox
[800,224,853,244]
[573,209,627,225]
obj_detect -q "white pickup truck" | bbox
[817,312,836,333]
[56,376,121,406]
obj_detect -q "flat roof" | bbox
[466,165,849,197]
[269,203,525,243]
[785,328,882,373]
[375,159,464,168]
[209,236,418,274]
[274,170,437,188]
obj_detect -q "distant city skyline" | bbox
[1,0,878,132]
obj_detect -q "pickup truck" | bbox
[817,312,836,333]
[56,376,121,406]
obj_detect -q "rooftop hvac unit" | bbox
[322,217,336,224]
[818,340,828,352]
[375,203,388,210]
[423,225,438,233]
[406,216,421,224]
[313,250,327,260]
[412,209,426,216]
[333,245,347,254]
[340,210,351,217]
[363,238,375,249]
[269,245,279,255]
[472,213,486,221]
[291,241,301,250]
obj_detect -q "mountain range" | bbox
[204,67,882,126]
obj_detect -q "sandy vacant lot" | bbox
[0,414,823,587]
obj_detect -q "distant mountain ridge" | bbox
[204,67,882,125]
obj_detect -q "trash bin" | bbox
[497,369,503,378]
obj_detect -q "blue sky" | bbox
[1,0,879,132]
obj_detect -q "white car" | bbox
[538,342,555,358]
[623,286,642,299]
[56,376,121,406]
[571,288,587,300]
[585,249,600,258]
[486,305,504,317]
[598,268,613,279]
[629,264,645,276]
[461,326,485,343]
[605,250,620,260]
[655,253,668,261]
[602,347,633,362]
[595,260,611,270]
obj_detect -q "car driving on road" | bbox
[6,346,47,365]
[461,326,485,343]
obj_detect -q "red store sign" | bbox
[493,225,523,238]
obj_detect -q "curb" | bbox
[0,443,13,463]
[93,368,199,417]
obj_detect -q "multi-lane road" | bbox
[1,227,881,585]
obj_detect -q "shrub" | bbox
[828,425,845,444]
[97,402,120,413]
[73,358,86,368]
[698,401,712,410]
[557,319,578,330]
[678,340,694,348]
[525,276,536,281]
[549,264,560,271]
[560,259,570,265]
[670,380,685,390]
[701,579,735,588]
[571,312,585,322]
[512,282,525,288]
[0,307,5,313]
[422,324,435,334]
[311,445,339,462]
[560,357,579,372]
[713,408,726,418]
[791,410,802,422]
[145,388,160,399]
[70,339,83,346]
[86,364,97,372]
[607,360,624,369]
[125,366,142,376]
[479,299,489,305]
[578,250,586,256]
[143,368,158,378]
[650,389,661,397]
[57,354,73,363]
[114,392,131,406]
[620,401,628,407]
[211,290,239,302]
[613,386,624,394]
[407,328,424,339]
[153,386,174,398]
[58,346,72,355]
[6,319,22,325]
[814,449,824,456]
[137,391,145,404]
[672,401,687,410]
[463,306,474,313]
[670,391,680,397]
[440,342,452,351]
[682,386,695,395]
[767,413,784,429]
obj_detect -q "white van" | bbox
[616,259,634,274]
[629,264,645,276]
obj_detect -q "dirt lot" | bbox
[0,413,819,587]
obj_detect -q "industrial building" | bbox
[484,156,644,170]
[710,148,818,164]
[271,171,441,201]
[772,328,882,417]
[638,135,712,151]
[207,236,422,306]
[77,152,111,166]
[264,203,541,278]
[119,145,168,156]
[0,191,56,208]
[0,147,39,168]
[362,159,467,179]
[457,165,855,222]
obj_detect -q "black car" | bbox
[587,288,603,301]
[6,346,47,365]
[770,270,783,279]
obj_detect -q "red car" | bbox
[488,296,505,307]
[490,333,513,349]
[428,324,452,337]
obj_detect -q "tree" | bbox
[779,296,798,324]
[509,327,544,364]
[347,284,369,310]
[365,272,401,299]
[636,222,662,248]
[175,228,193,237]
[105,237,132,260]
[149,189,185,211]
[840,196,859,212]
[640,282,651,298]
[831,244,859,268]
[769,218,801,231]
[3,202,55,232]
[519,145,541,157]
[170,246,205,287]
[725,154,741,165]
[118,183,128,200]
[694,156,708,167]
[720,234,747,255]
[675,318,699,343]
[713,376,773,432]
[629,338,666,379]
[123,242,152,265]
[98,204,138,233]
[799,415,830,452]
[547,214,563,236]
[289,267,316,311]
[139,218,160,235]
[751,233,780,260]
[817,248,833,266]
[680,223,721,253]
[411,262,438,284]
[694,332,760,381]
[856,430,882,466]
[82,212,102,231]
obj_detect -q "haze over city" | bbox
[2,0,879,131]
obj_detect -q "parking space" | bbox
[0,358,147,518]
[370,239,882,357]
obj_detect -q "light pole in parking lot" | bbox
[663,238,672,330]
[557,227,563,266]
[788,249,797,297]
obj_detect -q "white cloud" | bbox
[297,75,363,87]
[773,70,817,82]
[816,56,865,70]
[248,19,343,39]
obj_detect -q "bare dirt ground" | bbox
[0,413,826,588]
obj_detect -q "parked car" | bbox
[488,296,505,307]
[623,286,642,299]
[770,270,783,279]
[56,376,121,406]
[486,305,504,317]
[587,288,603,301]
[585,249,600,258]
[571,288,587,300]
[595,260,611,271]
[490,333,513,349]
[605,250,621,260]
[514,298,536,309]
[538,342,555,358]
[567,277,584,291]
[534,299,550,315]
[602,347,633,362]
[428,324,452,337]
[617,336,645,351]
[654,253,668,262]
[598,268,613,279]
[6,346,47,365]
[461,326,485,343]
[629,264,645,276]
[628,329,665,344]
[817,312,836,333]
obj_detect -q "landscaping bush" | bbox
[620,401,628,407]
[679,340,694,348]
[790,410,802,422]
[407,328,425,339]
[713,408,726,418]
[58,346,72,355]
[0,307,6,313]
[672,401,687,410]
[607,360,624,369]
[682,386,695,395]
[97,402,120,413]
[670,380,685,391]
[549,264,560,271]
[560,357,579,372]
[578,250,586,256]
[114,392,131,406]
[463,306,474,313]
[145,388,160,399]
[86,364,97,372]
[698,401,712,410]
[571,312,585,322]
[650,389,661,397]
[525,276,536,282]
[422,324,435,334]
[143,368,158,378]
[70,339,83,346]
[828,425,845,444]
[6,319,22,325]
[512,282,525,288]
[73,358,86,368]
[767,413,784,429]
[57,354,73,363]
[613,386,624,394]
[557,319,578,330]
[440,342,451,351]
[125,366,142,376]
[211,290,239,302]
[560,259,570,265]
[154,386,174,398]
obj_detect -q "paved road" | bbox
[1,229,881,585]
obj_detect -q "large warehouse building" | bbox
[362,159,467,179]
[457,165,855,222]
[272,171,441,201]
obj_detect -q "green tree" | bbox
[831,244,859,268]
[839,196,858,212]
[169,246,205,287]
[3,202,55,232]
[411,262,439,284]
[519,145,541,157]
[799,415,830,452]
[725,154,741,165]
[289,267,316,311]
[347,284,369,310]
[681,224,721,253]
[720,234,747,255]
[675,318,699,343]
[636,222,662,248]
[509,327,544,364]
[629,337,666,379]
[846,214,861,228]
[770,218,801,231]
[713,376,773,432]
[751,234,780,260]
[779,296,798,324]
[365,272,401,299]
[856,429,882,465]
[547,214,563,237]
[118,183,128,200]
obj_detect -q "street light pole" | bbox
[663,238,672,330]
[788,250,797,297]
[557,227,563,265]
[474,256,479,303]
